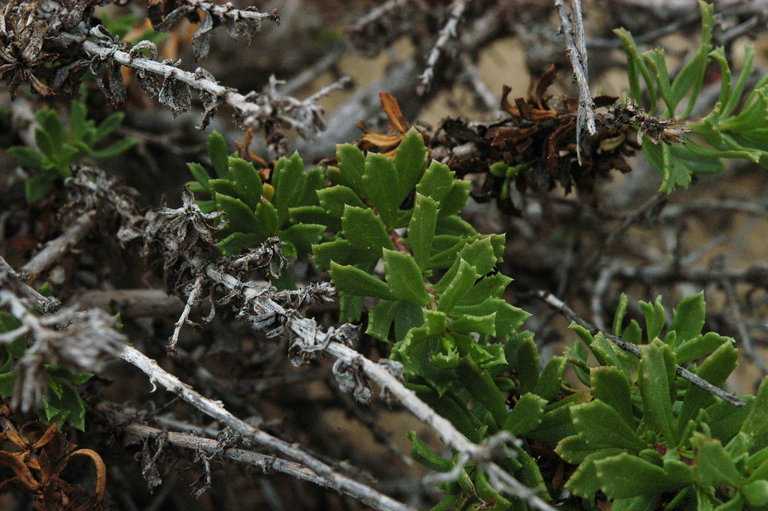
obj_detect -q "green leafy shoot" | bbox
[616,0,768,192]
[0,313,92,431]
[187,132,326,262]
[182,128,768,511]
[9,98,137,202]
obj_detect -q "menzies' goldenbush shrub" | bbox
[189,128,768,510]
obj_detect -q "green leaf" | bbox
[670,292,705,344]
[394,128,427,203]
[0,372,16,398]
[428,236,468,269]
[255,201,279,235]
[341,206,394,256]
[639,295,666,342]
[456,356,507,426]
[516,334,539,395]
[660,142,693,192]
[46,366,93,386]
[313,238,358,269]
[408,194,439,269]
[571,400,645,451]
[197,200,217,213]
[216,232,264,256]
[317,185,366,218]
[439,181,470,218]
[228,157,262,209]
[216,194,260,233]
[504,393,547,435]
[743,480,768,507]
[366,300,399,341]
[209,179,239,198]
[383,249,431,306]
[644,49,675,115]
[299,167,324,206]
[35,127,57,161]
[639,339,679,445]
[613,293,629,336]
[330,262,395,300]
[186,162,211,189]
[281,224,324,254]
[363,153,400,227]
[38,109,66,149]
[723,45,756,118]
[525,401,578,444]
[408,431,452,472]
[186,181,206,193]
[416,160,455,203]
[595,453,682,498]
[273,152,306,223]
[448,313,495,336]
[25,174,55,203]
[8,146,45,170]
[533,356,566,401]
[741,377,768,452]
[335,143,366,196]
[614,28,657,110]
[394,301,424,341]
[93,112,125,142]
[692,434,746,487]
[207,131,230,178]
[675,332,734,364]
[69,100,88,139]
[438,259,478,313]
[436,215,476,236]
[457,236,499,276]
[289,205,336,229]
[423,310,448,335]
[474,469,513,509]
[565,454,617,498]
[456,274,512,305]
[591,367,634,427]
[58,381,88,431]
[339,293,364,322]
[670,1,713,117]
[90,137,137,159]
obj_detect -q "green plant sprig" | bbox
[616,0,768,193]
[0,311,92,431]
[188,122,768,511]
[560,293,768,510]
[9,98,137,203]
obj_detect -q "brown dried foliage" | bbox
[0,403,105,511]
[433,66,639,212]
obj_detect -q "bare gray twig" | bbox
[21,210,97,283]
[168,274,205,355]
[417,0,468,96]
[553,0,596,162]
[118,344,413,511]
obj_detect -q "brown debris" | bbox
[427,66,638,213]
[0,403,106,511]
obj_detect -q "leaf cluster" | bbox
[9,99,136,203]
[190,126,768,509]
[0,313,92,431]
[187,131,325,262]
[561,293,768,509]
[617,1,768,192]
